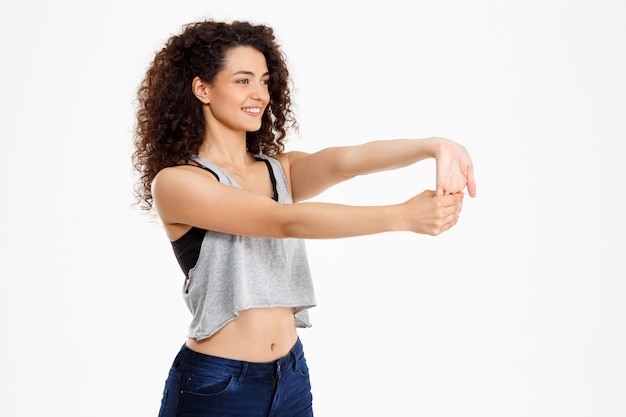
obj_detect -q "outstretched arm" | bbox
[282,137,476,202]
[152,165,464,240]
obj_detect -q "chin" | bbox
[246,124,263,133]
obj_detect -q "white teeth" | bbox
[243,107,261,113]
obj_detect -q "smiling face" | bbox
[202,46,271,135]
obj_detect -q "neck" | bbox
[198,124,253,170]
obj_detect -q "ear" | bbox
[192,76,211,104]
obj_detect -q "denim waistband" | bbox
[173,338,304,378]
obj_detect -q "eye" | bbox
[236,79,249,84]
[261,79,270,86]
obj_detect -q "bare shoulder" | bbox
[274,151,310,163]
[151,165,219,220]
[152,164,218,198]
[274,151,311,194]
[274,151,309,175]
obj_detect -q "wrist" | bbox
[427,137,447,159]
[386,204,407,232]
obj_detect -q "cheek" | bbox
[209,94,240,116]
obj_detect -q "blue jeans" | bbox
[158,338,314,417]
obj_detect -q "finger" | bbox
[441,198,463,218]
[466,166,477,197]
[441,192,463,207]
[438,214,459,235]
[440,202,461,218]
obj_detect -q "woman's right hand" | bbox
[400,190,464,236]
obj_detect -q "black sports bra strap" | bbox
[255,158,279,202]
[185,155,278,202]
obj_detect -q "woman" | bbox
[133,19,475,417]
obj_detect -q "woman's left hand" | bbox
[434,138,477,197]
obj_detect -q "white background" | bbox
[1,1,625,416]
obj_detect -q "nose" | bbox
[251,82,269,103]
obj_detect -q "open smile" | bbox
[242,107,262,114]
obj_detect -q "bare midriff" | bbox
[185,307,299,362]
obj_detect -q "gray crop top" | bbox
[171,154,316,341]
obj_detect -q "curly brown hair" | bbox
[132,20,297,212]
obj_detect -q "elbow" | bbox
[275,213,309,239]
[273,225,291,239]
[269,205,302,239]
[333,146,359,178]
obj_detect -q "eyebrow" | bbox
[232,70,270,77]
